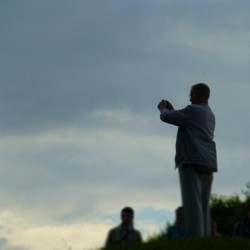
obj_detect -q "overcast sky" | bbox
[1,0,250,249]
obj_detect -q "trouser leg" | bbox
[179,166,203,236]
[201,173,213,236]
[179,166,213,237]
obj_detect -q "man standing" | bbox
[105,207,142,247]
[158,83,217,237]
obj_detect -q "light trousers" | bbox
[178,165,213,237]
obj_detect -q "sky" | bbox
[1,0,250,249]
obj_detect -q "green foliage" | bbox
[210,193,244,235]
[210,181,250,235]
[100,182,250,250]
[241,181,250,202]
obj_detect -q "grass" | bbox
[100,234,250,250]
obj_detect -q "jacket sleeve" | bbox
[160,106,192,126]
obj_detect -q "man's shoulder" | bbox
[185,103,208,110]
[108,225,121,234]
[132,228,141,235]
[179,104,201,112]
[167,224,179,232]
[130,228,142,241]
[184,103,213,115]
[108,226,141,240]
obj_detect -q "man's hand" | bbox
[157,99,174,112]
[157,100,167,112]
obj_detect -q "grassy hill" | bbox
[101,235,250,250]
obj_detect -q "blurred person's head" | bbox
[121,207,134,228]
[175,206,184,227]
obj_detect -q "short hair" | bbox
[121,207,134,216]
[191,83,210,100]
[175,206,183,213]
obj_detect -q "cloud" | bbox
[0,206,175,250]
[1,1,250,249]
[0,235,28,250]
[0,209,112,250]
[0,108,178,226]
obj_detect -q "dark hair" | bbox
[175,206,183,213]
[121,207,134,216]
[192,83,210,99]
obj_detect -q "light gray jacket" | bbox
[160,103,217,172]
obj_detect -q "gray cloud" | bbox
[2,0,250,136]
[1,1,250,249]
[0,237,29,250]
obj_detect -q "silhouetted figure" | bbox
[158,83,217,237]
[166,206,185,239]
[235,203,250,238]
[105,207,142,247]
[211,221,222,237]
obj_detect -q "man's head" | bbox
[189,83,210,104]
[121,207,134,228]
[175,206,184,226]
